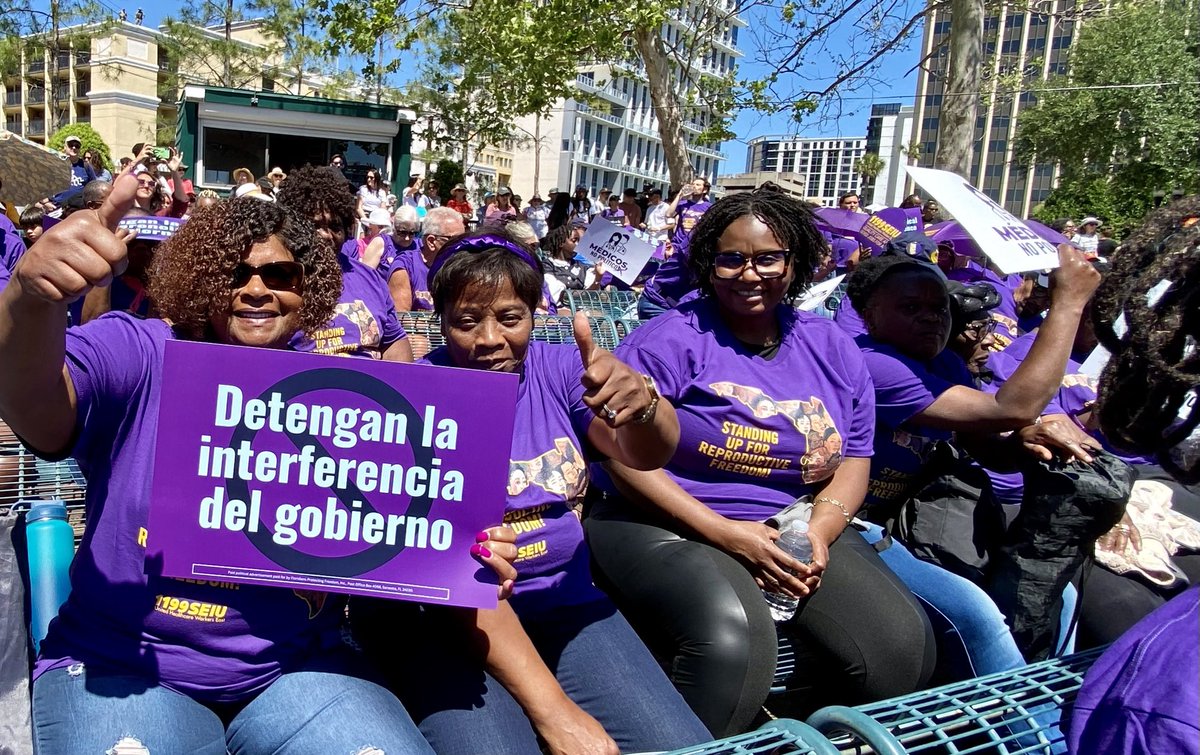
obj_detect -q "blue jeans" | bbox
[32,657,433,754]
[857,523,1026,678]
[636,296,669,320]
[858,525,1066,753]
[379,599,711,754]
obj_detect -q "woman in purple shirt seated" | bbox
[355,229,710,754]
[585,189,936,736]
[0,177,516,754]
[845,247,1100,678]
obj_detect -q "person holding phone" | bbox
[128,145,189,218]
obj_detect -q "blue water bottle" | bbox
[24,500,75,652]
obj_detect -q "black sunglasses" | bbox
[232,261,305,292]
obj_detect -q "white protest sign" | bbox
[576,216,658,286]
[906,166,1060,274]
[797,275,845,313]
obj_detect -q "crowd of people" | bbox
[0,135,1197,755]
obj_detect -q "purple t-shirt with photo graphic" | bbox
[290,251,407,357]
[948,263,1020,350]
[34,314,346,703]
[391,247,435,311]
[602,297,876,521]
[424,341,605,613]
[857,335,973,511]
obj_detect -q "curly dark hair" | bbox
[539,224,575,261]
[430,228,543,316]
[147,197,341,341]
[687,189,827,300]
[846,255,944,312]
[1092,195,1200,481]
[274,164,357,241]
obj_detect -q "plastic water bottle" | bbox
[762,521,814,622]
[25,500,74,651]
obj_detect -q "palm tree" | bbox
[855,152,886,203]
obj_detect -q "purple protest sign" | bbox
[147,340,518,609]
[854,208,913,253]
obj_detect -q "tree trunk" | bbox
[48,0,60,134]
[223,0,233,87]
[936,0,983,177]
[634,27,693,189]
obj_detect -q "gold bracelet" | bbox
[815,496,851,524]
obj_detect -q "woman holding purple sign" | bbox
[355,228,710,755]
[0,177,517,754]
[585,189,936,736]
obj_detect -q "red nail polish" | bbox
[470,543,482,556]
[477,546,492,559]
[476,530,490,543]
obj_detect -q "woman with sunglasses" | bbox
[130,152,189,219]
[355,228,710,755]
[356,168,390,221]
[584,189,936,737]
[0,176,518,752]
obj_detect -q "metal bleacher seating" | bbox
[666,719,842,755]
[0,428,88,541]
[398,310,447,360]
[400,311,625,356]
[564,290,640,321]
[806,647,1105,754]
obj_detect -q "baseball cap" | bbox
[1079,216,1102,228]
[497,186,512,196]
[64,135,82,147]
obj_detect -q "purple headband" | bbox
[427,232,542,282]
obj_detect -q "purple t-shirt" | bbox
[423,341,605,612]
[603,297,875,521]
[381,235,416,281]
[948,263,1020,349]
[35,314,345,702]
[834,296,868,337]
[641,199,711,310]
[339,236,402,281]
[290,251,406,357]
[1069,587,1199,755]
[391,247,434,311]
[1,214,24,273]
[857,335,973,510]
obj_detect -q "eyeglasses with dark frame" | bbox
[962,318,997,341]
[232,261,305,292]
[712,250,792,280]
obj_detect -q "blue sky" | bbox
[49,1,924,173]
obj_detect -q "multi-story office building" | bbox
[863,103,916,207]
[2,20,319,173]
[911,1,1096,216]
[509,2,745,200]
[743,135,866,206]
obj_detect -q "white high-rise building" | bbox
[509,3,745,200]
[743,135,866,207]
[863,103,916,207]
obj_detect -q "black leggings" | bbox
[584,500,936,737]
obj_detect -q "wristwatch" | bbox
[633,375,660,425]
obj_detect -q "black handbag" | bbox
[988,451,1134,661]
[894,442,1007,587]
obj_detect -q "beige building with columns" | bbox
[2,20,316,161]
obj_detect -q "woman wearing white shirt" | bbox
[356,169,390,221]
